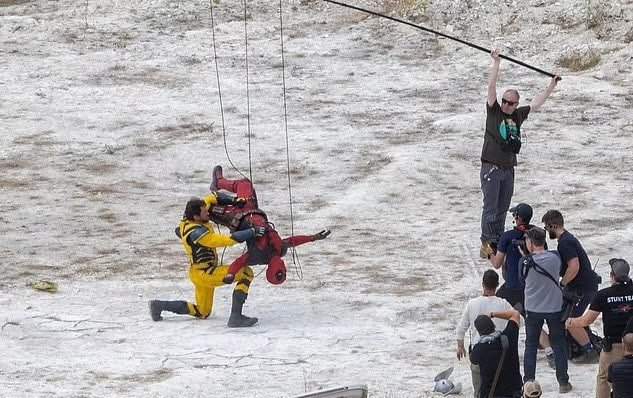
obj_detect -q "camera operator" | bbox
[489,203,534,309]
[489,204,557,366]
[519,227,572,393]
[542,209,601,364]
[566,258,633,398]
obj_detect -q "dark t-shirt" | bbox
[557,231,598,292]
[590,282,633,340]
[497,228,526,289]
[481,100,530,168]
[470,321,523,398]
[608,356,633,398]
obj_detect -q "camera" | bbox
[512,238,528,254]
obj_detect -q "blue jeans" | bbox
[524,311,569,384]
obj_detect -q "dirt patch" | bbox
[0,0,31,6]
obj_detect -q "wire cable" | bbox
[209,0,249,180]
[278,0,303,280]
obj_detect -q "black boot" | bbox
[149,300,189,321]
[210,165,223,191]
[227,291,258,328]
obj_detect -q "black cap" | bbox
[509,203,533,223]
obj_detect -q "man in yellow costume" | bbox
[149,194,265,328]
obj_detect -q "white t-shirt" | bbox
[456,295,513,348]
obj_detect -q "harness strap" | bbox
[489,334,509,398]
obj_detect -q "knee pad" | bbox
[266,256,286,285]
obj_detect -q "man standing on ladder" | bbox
[479,49,559,259]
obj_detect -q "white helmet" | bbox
[433,379,454,394]
[433,379,463,396]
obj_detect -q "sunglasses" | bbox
[502,98,518,106]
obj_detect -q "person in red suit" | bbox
[208,165,330,285]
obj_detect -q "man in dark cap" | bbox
[566,258,633,398]
[470,309,523,398]
[489,203,534,309]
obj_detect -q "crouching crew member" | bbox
[567,258,633,398]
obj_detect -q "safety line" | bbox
[279,0,303,280]
[242,0,254,183]
[209,0,249,180]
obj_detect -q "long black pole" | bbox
[322,0,558,79]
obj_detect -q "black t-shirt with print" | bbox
[470,320,523,398]
[481,100,530,168]
[557,231,598,292]
[590,281,633,340]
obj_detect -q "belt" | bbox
[482,160,514,170]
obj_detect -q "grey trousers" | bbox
[471,362,481,398]
[480,162,514,243]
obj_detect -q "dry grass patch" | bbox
[383,0,428,19]
[557,50,601,72]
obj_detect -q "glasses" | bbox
[502,98,518,106]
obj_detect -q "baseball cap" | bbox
[523,380,542,397]
[609,258,630,282]
[509,203,533,222]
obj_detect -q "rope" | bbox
[242,0,254,183]
[209,0,249,180]
[278,0,303,280]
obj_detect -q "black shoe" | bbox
[210,165,223,191]
[149,300,163,321]
[227,314,258,328]
[571,349,599,364]
[559,382,573,393]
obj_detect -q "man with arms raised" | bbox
[479,49,559,258]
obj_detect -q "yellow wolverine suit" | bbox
[177,218,254,318]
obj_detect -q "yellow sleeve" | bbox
[197,230,238,248]
[203,193,219,207]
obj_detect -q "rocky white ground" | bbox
[1,0,632,397]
